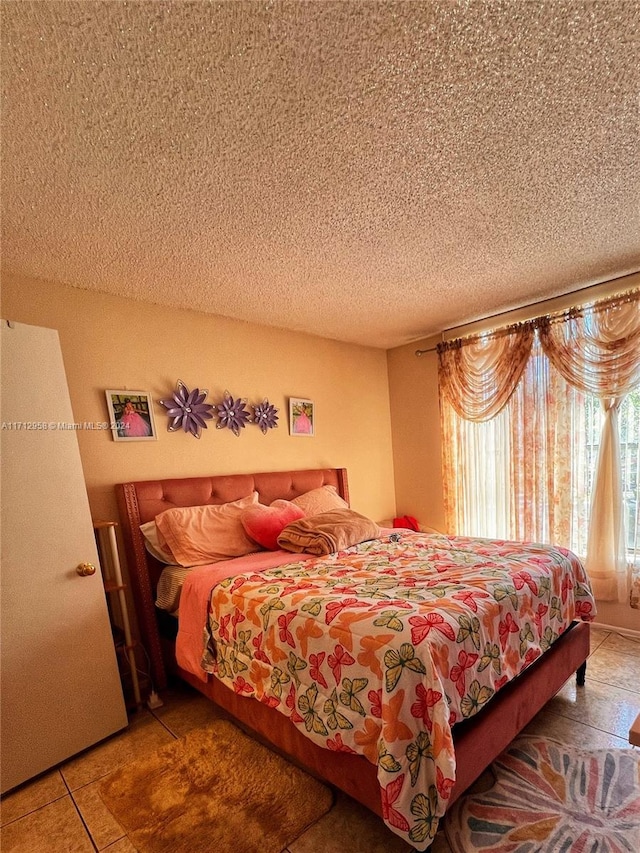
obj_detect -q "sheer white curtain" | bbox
[442,337,588,549]
[539,294,640,601]
[586,399,627,600]
[449,407,512,539]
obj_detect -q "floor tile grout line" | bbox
[542,709,633,745]
[591,635,640,651]
[580,673,640,696]
[63,768,100,850]
[59,712,180,794]
[67,791,101,853]
[148,708,181,739]
[0,794,68,830]
[591,648,640,660]
[0,791,100,850]
[0,771,69,829]
[69,779,131,853]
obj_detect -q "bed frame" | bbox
[115,467,590,814]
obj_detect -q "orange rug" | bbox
[99,718,334,853]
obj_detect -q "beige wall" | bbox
[387,334,445,532]
[1,273,396,530]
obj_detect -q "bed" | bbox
[116,467,594,850]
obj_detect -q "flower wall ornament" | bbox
[253,398,279,434]
[216,391,252,436]
[159,380,214,439]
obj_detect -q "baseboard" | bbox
[591,621,640,639]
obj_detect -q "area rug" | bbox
[98,718,334,853]
[445,735,640,852]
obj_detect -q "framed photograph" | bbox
[105,390,157,442]
[289,397,315,436]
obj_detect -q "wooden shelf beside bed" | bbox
[93,520,143,710]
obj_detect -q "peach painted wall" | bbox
[386,334,445,533]
[1,273,396,530]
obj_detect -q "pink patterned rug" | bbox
[445,736,640,852]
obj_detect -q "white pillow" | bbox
[140,520,175,564]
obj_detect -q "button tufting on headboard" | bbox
[114,468,348,692]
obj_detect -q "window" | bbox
[439,291,640,603]
[446,344,639,566]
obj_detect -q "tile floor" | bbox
[1,627,638,853]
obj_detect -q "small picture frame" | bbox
[289,397,315,436]
[105,390,157,442]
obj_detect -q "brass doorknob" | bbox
[76,562,96,577]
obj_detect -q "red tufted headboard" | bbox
[115,468,349,689]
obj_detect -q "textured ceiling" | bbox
[2,1,639,349]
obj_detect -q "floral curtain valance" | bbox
[438,290,640,419]
[538,292,640,399]
[437,323,535,422]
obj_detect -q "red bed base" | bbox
[116,467,590,814]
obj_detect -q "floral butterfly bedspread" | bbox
[200,532,596,850]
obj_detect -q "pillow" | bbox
[291,485,349,516]
[140,520,175,564]
[155,493,260,567]
[277,508,381,556]
[241,500,306,551]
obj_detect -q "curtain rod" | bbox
[415,344,438,356]
[414,272,640,357]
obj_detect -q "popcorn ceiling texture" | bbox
[2,0,639,348]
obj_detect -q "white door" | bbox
[1,320,127,793]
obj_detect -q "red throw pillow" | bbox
[241,500,306,551]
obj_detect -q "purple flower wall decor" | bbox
[216,391,252,436]
[159,380,214,439]
[253,398,279,434]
